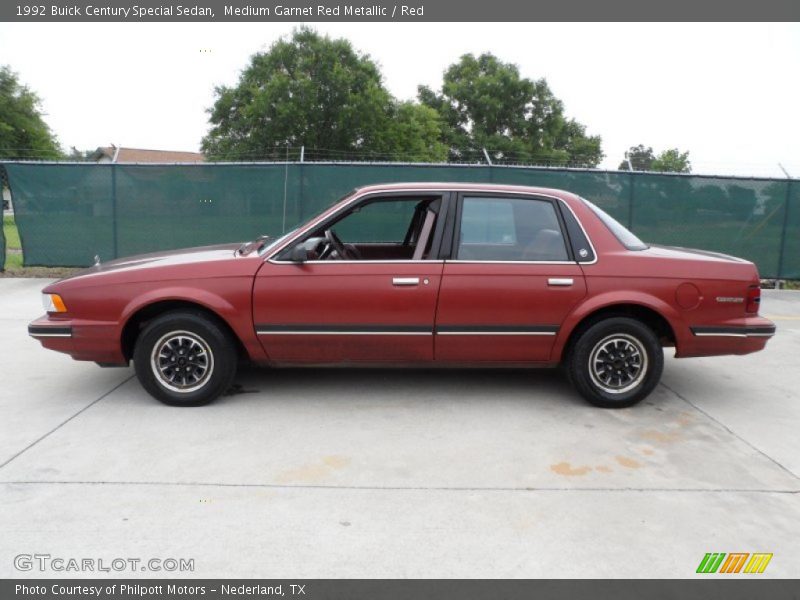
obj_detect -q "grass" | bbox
[3,215,21,249]
[2,215,79,278]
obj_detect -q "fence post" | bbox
[776,179,793,280]
[627,172,635,230]
[482,148,493,183]
[111,164,118,259]
[298,162,305,221]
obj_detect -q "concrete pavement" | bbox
[0,279,798,577]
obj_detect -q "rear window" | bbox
[581,198,648,251]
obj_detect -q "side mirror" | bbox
[289,245,309,263]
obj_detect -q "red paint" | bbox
[29,183,775,367]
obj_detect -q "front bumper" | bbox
[28,315,127,365]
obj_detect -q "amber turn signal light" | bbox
[42,293,68,313]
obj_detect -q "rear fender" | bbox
[552,291,687,362]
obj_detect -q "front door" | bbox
[435,194,587,363]
[253,193,447,363]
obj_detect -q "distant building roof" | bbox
[92,145,204,163]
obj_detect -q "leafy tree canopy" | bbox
[651,148,691,173]
[202,28,447,162]
[0,66,61,160]
[418,53,603,167]
[619,144,691,173]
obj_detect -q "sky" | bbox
[0,22,798,176]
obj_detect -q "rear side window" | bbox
[582,198,648,251]
[457,196,569,262]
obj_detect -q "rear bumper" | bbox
[28,315,127,365]
[678,317,775,357]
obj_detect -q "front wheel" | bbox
[133,311,237,406]
[568,317,663,408]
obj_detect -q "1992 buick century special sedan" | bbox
[29,183,775,408]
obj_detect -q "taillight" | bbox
[746,286,761,314]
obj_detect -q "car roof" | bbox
[354,181,577,199]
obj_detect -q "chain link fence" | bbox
[2,162,797,278]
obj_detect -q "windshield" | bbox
[256,190,357,256]
[581,198,648,251]
[257,229,297,255]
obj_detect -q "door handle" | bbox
[392,277,420,286]
[548,278,574,286]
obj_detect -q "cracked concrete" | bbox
[0,279,798,577]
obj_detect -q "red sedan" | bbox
[29,183,775,408]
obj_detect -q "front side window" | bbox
[280,195,442,261]
[334,198,419,243]
[457,196,569,261]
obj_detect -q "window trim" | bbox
[265,188,598,266]
[580,197,648,252]
[451,192,575,264]
[268,190,451,264]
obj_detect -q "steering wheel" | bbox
[324,228,352,260]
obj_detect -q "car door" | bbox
[252,193,449,363]
[435,193,588,363]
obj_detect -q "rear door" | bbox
[435,193,588,363]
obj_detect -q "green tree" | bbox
[651,148,691,173]
[377,102,447,161]
[0,66,61,160]
[418,53,603,167]
[618,144,655,171]
[618,145,691,173]
[202,28,444,162]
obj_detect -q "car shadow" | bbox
[220,363,585,409]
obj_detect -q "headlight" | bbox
[42,293,68,313]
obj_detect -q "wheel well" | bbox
[561,304,676,361]
[120,300,245,361]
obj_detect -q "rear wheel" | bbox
[133,311,237,406]
[568,317,663,408]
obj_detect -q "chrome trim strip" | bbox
[435,331,557,336]
[28,325,73,338]
[29,332,72,338]
[691,325,775,338]
[270,259,445,265]
[693,332,748,338]
[447,260,576,265]
[257,331,432,336]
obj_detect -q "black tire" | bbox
[567,317,663,409]
[133,311,237,406]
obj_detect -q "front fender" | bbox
[119,285,267,362]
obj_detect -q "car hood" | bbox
[50,243,258,289]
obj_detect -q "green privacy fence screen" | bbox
[3,162,798,279]
[0,207,5,271]
[0,165,6,270]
